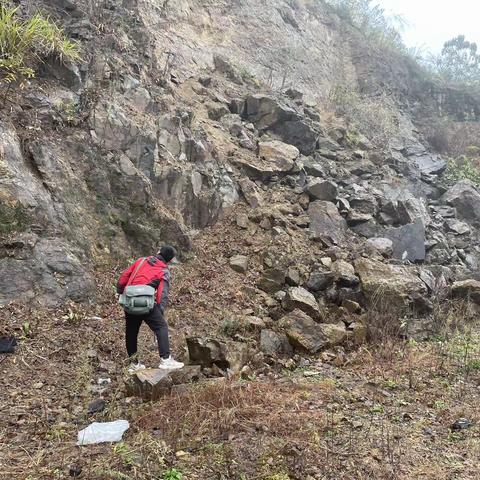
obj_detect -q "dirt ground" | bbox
[1,210,480,480]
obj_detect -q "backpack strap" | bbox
[127,257,147,286]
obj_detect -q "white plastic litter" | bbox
[77,420,130,445]
[97,378,112,385]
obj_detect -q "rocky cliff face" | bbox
[1,0,480,310]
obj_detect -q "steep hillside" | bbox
[1,1,480,479]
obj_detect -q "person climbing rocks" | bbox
[117,245,184,373]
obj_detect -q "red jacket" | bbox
[117,256,171,310]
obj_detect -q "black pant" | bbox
[125,305,170,360]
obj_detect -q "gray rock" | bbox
[125,368,173,401]
[87,398,106,415]
[279,309,347,353]
[305,179,338,201]
[384,220,426,263]
[286,267,301,286]
[236,213,250,229]
[229,255,249,274]
[258,140,300,171]
[349,194,378,216]
[445,219,470,235]
[451,280,480,304]
[442,180,480,225]
[125,366,203,401]
[346,211,373,225]
[213,55,242,84]
[380,188,430,227]
[282,287,322,320]
[306,271,334,291]
[186,337,229,369]
[317,137,341,151]
[302,159,325,177]
[260,330,293,357]
[308,201,347,245]
[355,258,427,308]
[238,177,264,208]
[413,153,446,176]
[257,267,286,293]
[243,95,318,154]
[366,238,393,257]
[207,102,231,121]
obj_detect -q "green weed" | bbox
[0,5,80,87]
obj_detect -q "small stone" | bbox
[320,257,333,268]
[33,382,43,389]
[69,466,82,477]
[176,450,190,458]
[274,291,287,302]
[348,322,367,344]
[257,267,286,293]
[236,213,249,229]
[260,217,272,230]
[87,398,106,415]
[246,316,266,330]
[286,267,301,286]
[229,255,249,274]
[298,193,310,210]
[342,299,361,314]
[451,419,473,431]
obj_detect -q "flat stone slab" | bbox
[125,366,202,401]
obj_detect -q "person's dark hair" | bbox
[158,245,176,263]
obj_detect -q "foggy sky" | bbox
[376,0,480,53]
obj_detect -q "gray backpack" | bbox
[118,258,156,315]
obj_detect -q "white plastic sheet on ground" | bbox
[77,420,130,445]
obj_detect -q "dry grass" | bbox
[135,380,331,447]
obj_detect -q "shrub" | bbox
[0,4,80,86]
[328,86,398,147]
[443,155,480,187]
[324,0,406,52]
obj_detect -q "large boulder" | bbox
[279,309,347,353]
[412,152,446,176]
[354,258,427,308]
[283,287,322,320]
[380,188,430,227]
[236,140,299,179]
[442,180,480,225]
[383,220,426,263]
[308,201,347,245]
[258,140,300,171]
[187,337,230,370]
[242,95,318,154]
[452,280,480,304]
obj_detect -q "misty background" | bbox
[377,0,480,52]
